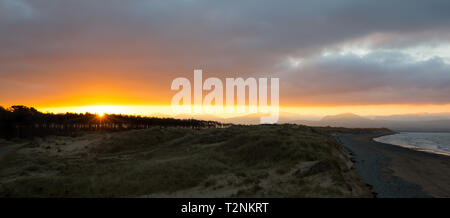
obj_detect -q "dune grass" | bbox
[0,125,373,197]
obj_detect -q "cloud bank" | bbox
[1,0,450,106]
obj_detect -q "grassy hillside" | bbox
[0,125,372,197]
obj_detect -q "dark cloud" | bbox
[281,51,450,105]
[1,0,450,105]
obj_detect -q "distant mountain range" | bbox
[294,113,450,132]
[173,112,304,125]
[160,111,450,132]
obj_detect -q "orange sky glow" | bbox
[2,1,450,120]
[31,104,450,119]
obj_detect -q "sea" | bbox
[374,132,450,156]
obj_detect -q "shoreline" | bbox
[373,133,450,157]
[337,132,450,197]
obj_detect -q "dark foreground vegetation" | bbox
[0,124,375,197]
[0,106,225,139]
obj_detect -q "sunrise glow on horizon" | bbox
[30,104,450,120]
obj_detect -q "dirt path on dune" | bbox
[337,133,450,198]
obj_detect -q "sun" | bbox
[66,105,124,117]
[79,106,124,116]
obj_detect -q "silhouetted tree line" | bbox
[0,105,226,139]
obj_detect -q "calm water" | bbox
[374,132,450,156]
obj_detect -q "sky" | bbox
[1,0,450,117]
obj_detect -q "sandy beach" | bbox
[337,133,450,197]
